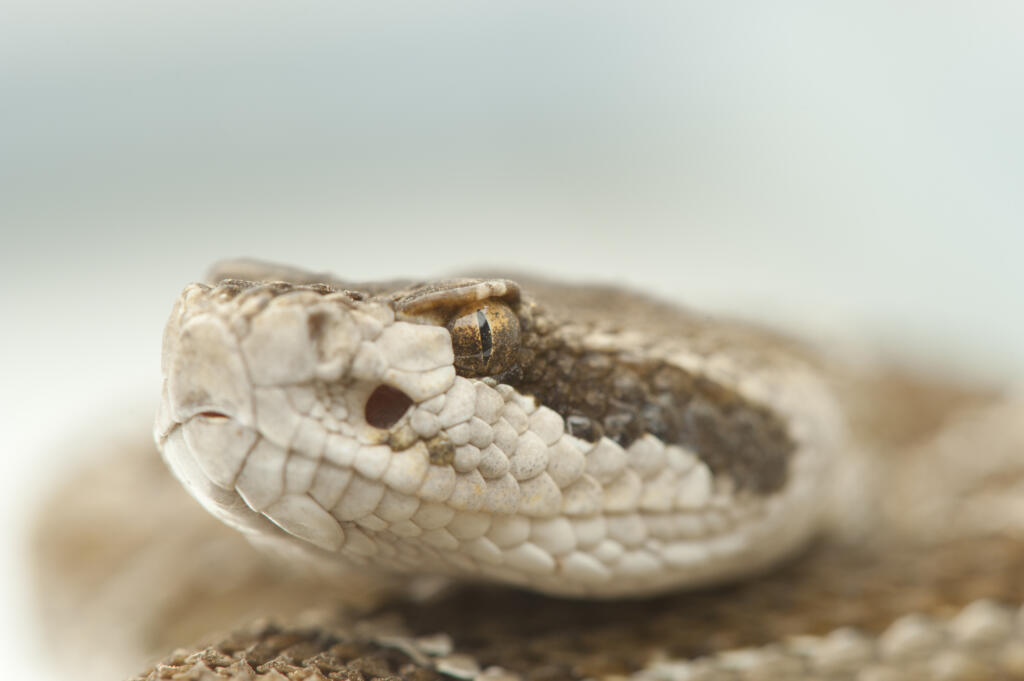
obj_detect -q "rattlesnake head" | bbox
[156,260,843,597]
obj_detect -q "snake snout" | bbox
[165,314,255,428]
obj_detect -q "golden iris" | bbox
[446,301,520,377]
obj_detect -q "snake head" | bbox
[156,261,842,596]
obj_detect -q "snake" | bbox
[33,260,1024,680]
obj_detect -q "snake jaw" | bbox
[156,268,845,597]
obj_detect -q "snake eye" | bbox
[446,301,520,377]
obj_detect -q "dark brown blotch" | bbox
[307,310,328,340]
[506,303,795,495]
[427,435,456,466]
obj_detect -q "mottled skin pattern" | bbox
[31,261,1024,681]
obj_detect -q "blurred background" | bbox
[2,2,1023,679]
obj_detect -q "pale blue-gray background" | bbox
[3,3,1022,679]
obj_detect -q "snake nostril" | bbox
[365,385,413,429]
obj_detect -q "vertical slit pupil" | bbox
[477,309,492,363]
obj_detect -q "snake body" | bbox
[34,261,1024,681]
